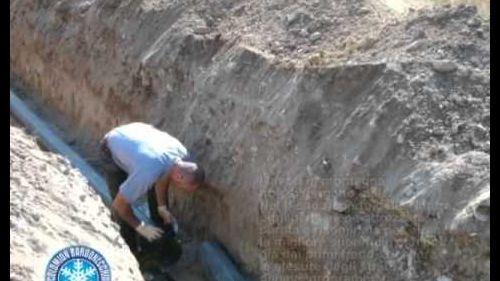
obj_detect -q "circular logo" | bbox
[45,245,111,281]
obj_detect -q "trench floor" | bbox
[10,87,209,281]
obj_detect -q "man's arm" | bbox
[112,193,140,228]
[112,192,164,241]
[155,171,170,207]
[155,171,174,224]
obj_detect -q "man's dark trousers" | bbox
[98,138,181,269]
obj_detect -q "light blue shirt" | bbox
[104,122,189,203]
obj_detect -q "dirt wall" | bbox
[10,118,145,280]
[11,1,489,280]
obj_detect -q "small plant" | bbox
[306,51,327,67]
[416,234,438,266]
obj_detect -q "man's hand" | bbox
[135,222,164,242]
[158,205,174,225]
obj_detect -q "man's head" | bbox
[170,159,205,192]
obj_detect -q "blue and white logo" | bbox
[45,245,111,281]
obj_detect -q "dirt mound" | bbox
[10,1,489,280]
[10,118,144,280]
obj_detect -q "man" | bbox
[99,122,205,246]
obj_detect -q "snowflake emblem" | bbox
[46,245,110,281]
[58,259,98,281]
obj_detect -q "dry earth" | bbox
[10,117,144,280]
[10,0,490,280]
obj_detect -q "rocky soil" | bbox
[11,0,489,280]
[10,117,145,280]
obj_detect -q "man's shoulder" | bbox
[109,122,161,138]
[115,122,152,132]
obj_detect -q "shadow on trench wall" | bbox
[10,89,250,281]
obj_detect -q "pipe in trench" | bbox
[10,89,153,224]
[10,89,249,281]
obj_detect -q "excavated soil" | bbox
[10,110,210,281]
[10,117,144,280]
[11,0,489,280]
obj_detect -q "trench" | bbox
[10,88,250,281]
